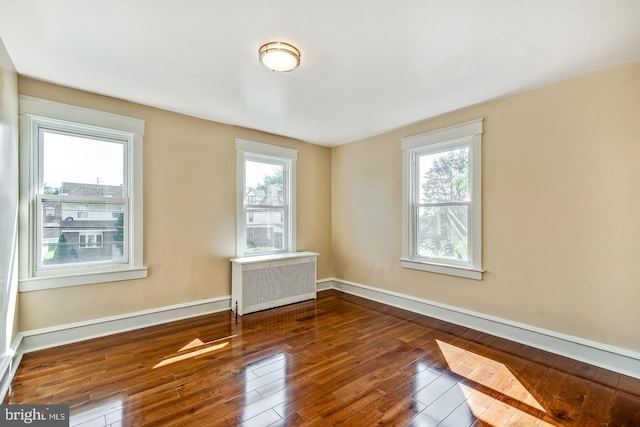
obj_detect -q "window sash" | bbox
[413,203,471,267]
[242,157,290,255]
[411,140,473,268]
[411,139,472,205]
[37,125,129,197]
[245,206,288,253]
[33,117,132,274]
[35,195,129,273]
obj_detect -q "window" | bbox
[19,96,147,290]
[401,119,483,280]
[79,232,103,248]
[236,139,297,257]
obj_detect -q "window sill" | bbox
[400,259,483,280]
[19,267,148,292]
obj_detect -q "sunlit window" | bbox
[235,139,297,257]
[19,96,147,290]
[401,119,483,279]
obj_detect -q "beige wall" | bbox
[16,60,640,354]
[332,60,640,352]
[18,77,333,330]
[0,39,20,348]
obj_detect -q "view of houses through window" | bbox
[39,130,127,268]
[243,159,286,253]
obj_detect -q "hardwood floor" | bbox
[5,290,640,426]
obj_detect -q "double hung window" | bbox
[401,119,483,279]
[236,139,297,257]
[19,96,146,290]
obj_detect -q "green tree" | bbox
[51,233,78,264]
[114,212,124,254]
[44,183,60,195]
[256,169,284,191]
[422,150,468,203]
[255,169,284,205]
[419,148,469,259]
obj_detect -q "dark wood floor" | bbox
[5,290,640,426]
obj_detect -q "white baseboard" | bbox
[12,279,338,358]
[1,296,232,402]
[316,278,334,291]
[3,277,638,402]
[18,296,232,355]
[324,278,640,380]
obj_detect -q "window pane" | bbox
[244,160,284,205]
[419,147,469,203]
[41,200,126,266]
[43,130,124,196]
[245,207,285,253]
[417,206,469,261]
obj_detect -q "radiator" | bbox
[231,252,318,316]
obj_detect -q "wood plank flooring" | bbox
[5,290,640,426]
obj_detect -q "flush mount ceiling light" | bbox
[259,42,301,72]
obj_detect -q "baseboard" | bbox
[316,278,334,291]
[3,280,333,394]
[324,278,640,379]
[14,279,335,355]
[6,277,638,400]
[19,296,232,355]
[2,296,234,401]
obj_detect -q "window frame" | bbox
[18,96,147,291]
[235,139,297,258]
[401,119,484,280]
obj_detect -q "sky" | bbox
[245,160,282,188]
[43,132,124,187]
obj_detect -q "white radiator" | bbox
[231,252,318,316]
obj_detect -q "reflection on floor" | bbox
[5,290,640,426]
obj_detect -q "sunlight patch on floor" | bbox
[153,335,236,369]
[458,383,555,426]
[436,339,545,412]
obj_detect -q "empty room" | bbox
[1,1,640,426]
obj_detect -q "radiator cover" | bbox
[231,252,318,315]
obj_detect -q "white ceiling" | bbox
[1,1,639,146]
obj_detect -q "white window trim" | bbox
[18,96,147,291]
[235,139,297,258]
[401,119,484,280]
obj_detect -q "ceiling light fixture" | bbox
[259,42,301,72]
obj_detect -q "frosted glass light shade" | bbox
[259,42,300,72]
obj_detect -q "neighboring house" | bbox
[246,185,284,250]
[42,182,125,265]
